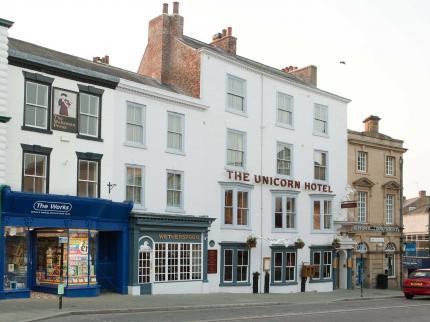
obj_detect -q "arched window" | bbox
[384,242,396,277]
[138,242,151,284]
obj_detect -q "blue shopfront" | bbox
[0,186,132,299]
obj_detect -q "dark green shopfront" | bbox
[128,213,215,295]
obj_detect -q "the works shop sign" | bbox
[226,170,333,193]
[31,201,72,216]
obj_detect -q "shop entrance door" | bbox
[139,250,152,295]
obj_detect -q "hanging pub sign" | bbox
[52,87,78,133]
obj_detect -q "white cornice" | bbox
[198,49,351,104]
[117,79,209,111]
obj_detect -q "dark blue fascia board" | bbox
[133,213,216,230]
[1,187,132,225]
[0,18,14,28]
[8,49,119,89]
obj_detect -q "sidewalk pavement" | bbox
[0,288,403,322]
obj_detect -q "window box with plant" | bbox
[246,235,257,248]
[294,238,305,249]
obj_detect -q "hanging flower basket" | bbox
[246,235,257,248]
[332,238,341,249]
[294,238,305,249]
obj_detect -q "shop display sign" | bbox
[31,201,72,216]
[352,225,400,233]
[369,237,385,243]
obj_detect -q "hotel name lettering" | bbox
[159,233,200,240]
[226,170,333,193]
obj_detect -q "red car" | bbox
[403,269,430,299]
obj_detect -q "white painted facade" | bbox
[4,35,349,295]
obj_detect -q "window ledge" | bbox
[77,134,103,142]
[219,282,251,287]
[309,279,333,284]
[271,282,298,286]
[132,205,146,211]
[224,165,247,172]
[165,149,186,156]
[221,225,252,231]
[275,122,294,130]
[21,125,53,134]
[311,230,335,234]
[124,142,147,149]
[165,207,185,214]
[313,132,329,138]
[272,229,298,233]
[225,108,248,118]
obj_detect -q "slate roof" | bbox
[8,37,178,93]
[181,36,350,102]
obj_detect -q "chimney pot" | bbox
[363,115,381,133]
[419,190,426,197]
[92,56,100,63]
[227,27,232,36]
[173,2,179,14]
[162,3,168,14]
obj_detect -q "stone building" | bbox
[403,191,430,274]
[346,116,406,289]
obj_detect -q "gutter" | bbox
[198,48,351,104]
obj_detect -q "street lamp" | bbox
[357,243,367,298]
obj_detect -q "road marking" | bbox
[189,302,430,322]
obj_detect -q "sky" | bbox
[2,0,429,198]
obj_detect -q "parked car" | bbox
[403,269,430,299]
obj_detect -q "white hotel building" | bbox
[0,3,352,299]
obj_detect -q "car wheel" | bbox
[405,293,414,299]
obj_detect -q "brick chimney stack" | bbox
[363,115,381,133]
[137,2,184,81]
[210,26,237,55]
[137,2,201,98]
[283,65,318,86]
[419,190,426,198]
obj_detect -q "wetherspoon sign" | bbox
[226,170,333,193]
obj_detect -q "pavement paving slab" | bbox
[0,288,403,322]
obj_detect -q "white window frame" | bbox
[222,185,251,229]
[226,129,246,169]
[138,249,150,284]
[24,81,49,129]
[154,242,202,283]
[236,249,249,282]
[166,170,184,212]
[276,92,294,128]
[385,156,395,176]
[166,111,185,154]
[313,103,328,136]
[23,152,47,193]
[285,251,296,282]
[79,92,100,138]
[358,191,368,223]
[223,249,234,283]
[323,251,332,279]
[314,150,328,181]
[272,192,298,231]
[77,159,99,198]
[125,164,145,208]
[312,198,333,232]
[357,151,368,173]
[273,252,283,282]
[125,101,146,148]
[385,194,394,224]
[226,74,247,115]
[276,142,293,177]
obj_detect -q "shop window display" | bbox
[35,229,97,287]
[4,227,28,290]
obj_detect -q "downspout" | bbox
[399,156,404,289]
[259,74,264,293]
